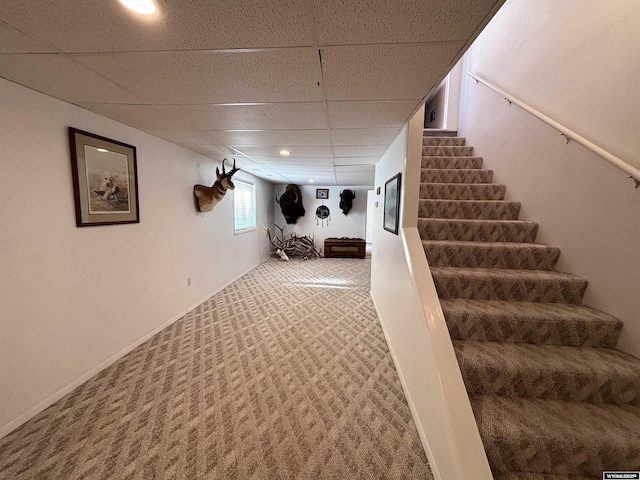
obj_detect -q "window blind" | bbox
[234,180,256,233]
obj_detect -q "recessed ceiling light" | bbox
[96,148,109,152]
[279,149,291,156]
[309,179,315,183]
[119,0,157,15]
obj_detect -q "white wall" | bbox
[0,78,274,436]
[370,107,492,480]
[465,0,640,170]
[459,0,640,356]
[272,185,370,255]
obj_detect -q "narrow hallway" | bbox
[0,258,432,480]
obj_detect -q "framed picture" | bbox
[69,127,139,227]
[383,173,401,234]
[316,188,329,199]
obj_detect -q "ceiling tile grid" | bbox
[0,0,504,186]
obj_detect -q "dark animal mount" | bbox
[339,189,356,215]
[193,158,240,212]
[276,184,305,224]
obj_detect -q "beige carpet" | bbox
[0,258,432,480]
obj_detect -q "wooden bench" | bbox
[324,237,366,259]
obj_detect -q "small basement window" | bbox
[234,179,256,233]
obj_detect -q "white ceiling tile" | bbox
[330,128,399,145]
[0,1,313,53]
[0,22,57,53]
[209,130,331,146]
[313,0,500,45]
[322,43,464,101]
[334,157,380,165]
[141,129,216,144]
[327,101,417,129]
[163,103,329,130]
[0,54,143,103]
[233,146,332,158]
[179,144,237,158]
[298,175,335,180]
[243,167,289,182]
[75,49,322,104]
[333,145,386,157]
[273,165,335,173]
[289,177,336,185]
[335,165,375,173]
[248,157,335,166]
[76,104,193,129]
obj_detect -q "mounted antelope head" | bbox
[193,158,240,212]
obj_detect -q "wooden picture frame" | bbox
[69,127,139,227]
[316,188,329,199]
[383,173,401,234]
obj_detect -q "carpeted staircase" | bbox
[419,134,640,479]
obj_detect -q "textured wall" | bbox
[0,78,274,435]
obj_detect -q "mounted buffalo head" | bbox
[339,189,356,215]
[276,184,305,224]
[193,158,240,212]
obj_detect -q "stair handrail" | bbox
[467,71,640,188]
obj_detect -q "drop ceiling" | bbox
[0,0,504,185]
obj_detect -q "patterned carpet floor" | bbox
[0,258,432,480]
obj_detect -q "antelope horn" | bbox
[229,158,240,175]
[221,158,227,175]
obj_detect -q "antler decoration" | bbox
[263,223,321,260]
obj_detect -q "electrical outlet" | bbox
[187,277,192,286]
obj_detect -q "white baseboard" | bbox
[0,263,259,439]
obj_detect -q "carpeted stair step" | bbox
[470,395,640,476]
[423,129,458,137]
[421,156,483,169]
[419,199,521,220]
[431,267,588,303]
[420,183,506,200]
[422,145,474,156]
[441,299,623,347]
[421,168,493,184]
[418,219,539,243]
[423,240,560,270]
[423,136,466,146]
[454,340,640,404]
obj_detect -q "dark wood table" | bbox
[324,237,366,258]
